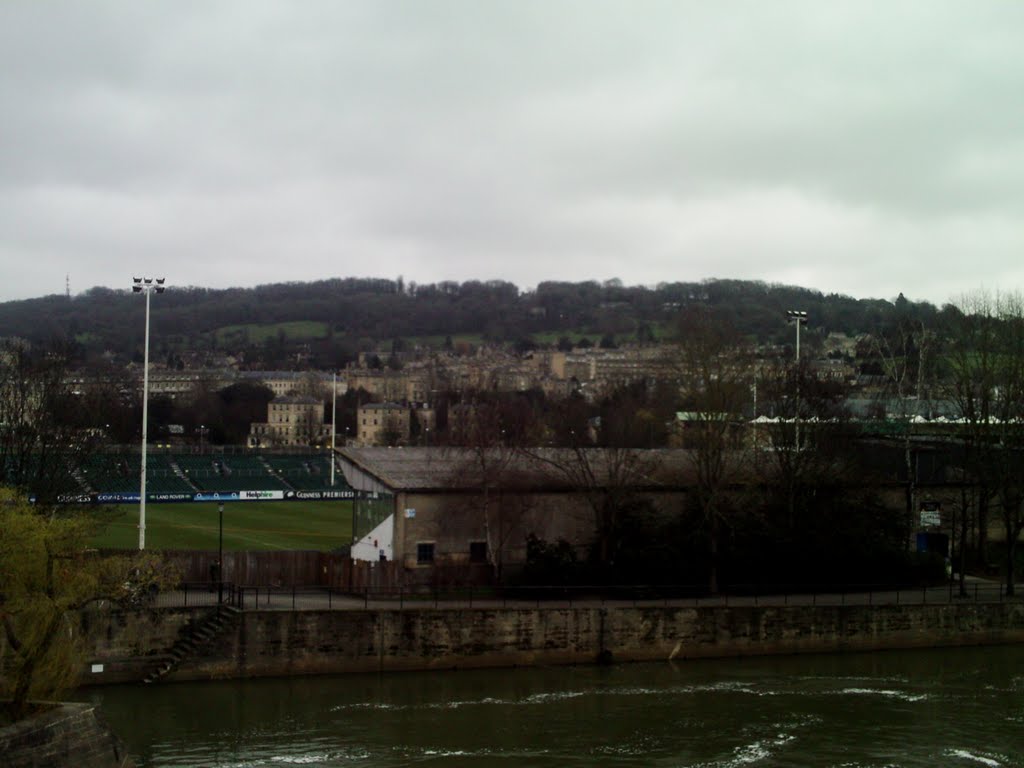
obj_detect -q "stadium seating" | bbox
[262,454,349,490]
[172,453,290,492]
[80,450,352,495]
[79,452,195,494]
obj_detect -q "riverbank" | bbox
[81,600,1024,685]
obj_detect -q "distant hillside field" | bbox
[214,320,329,346]
[0,277,924,365]
[91,501,353,551]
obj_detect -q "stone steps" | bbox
[143,605,240,684]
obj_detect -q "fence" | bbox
[149,550,408,593]
[150,579,1020,612]
[154,550,476,593]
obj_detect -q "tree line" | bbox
[0,277,943,367]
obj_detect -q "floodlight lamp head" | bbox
[133,277,142,284]
[156,278,165,285]
[132,285,143,293]
[144,278,153,285]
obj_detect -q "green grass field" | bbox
[214,320,329,346]
[408,332,486,349]
[530,330,600,345]
[89,501,353,551]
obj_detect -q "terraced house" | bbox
[248,395,329,447]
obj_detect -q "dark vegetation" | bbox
[0,277,942,368]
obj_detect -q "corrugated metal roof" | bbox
[335,446,709,492]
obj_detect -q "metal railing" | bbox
[147,579,1022,612]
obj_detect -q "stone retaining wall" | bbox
[82,602,1024,684]
[79,607,197,684]
[0,703,133,768]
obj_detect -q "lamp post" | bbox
[132,276,165,550]
[786,310,808,448]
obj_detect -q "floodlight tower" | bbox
[786,310,808,362]
[132,277,165,550]
[786,309,808,448]
[330,372,337,487]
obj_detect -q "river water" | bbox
[81,645,1024,767]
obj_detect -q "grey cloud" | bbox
[1,1,1023,304]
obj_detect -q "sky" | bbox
[2,2,1022,306]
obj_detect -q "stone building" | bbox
[336,447,689,577]
[357,403,411,446]
[248,395,329,447]
[335,444,972,585]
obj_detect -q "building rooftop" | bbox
[336,446,715,493]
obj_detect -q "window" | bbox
[416,542,435,564]
[469,541,487,563]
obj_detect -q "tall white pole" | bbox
[139,288,151,550]
[793,312,804,450]
[330,372,337,487]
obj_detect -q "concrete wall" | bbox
[81,602,1024,684]
[0,703,133,768]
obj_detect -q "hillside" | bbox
[0,277,939,367]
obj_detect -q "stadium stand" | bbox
[77,449,352,495]
[262,454,347,490]
[80,454,136,493]
[146,454,197,493]
[79,452,195,494]
[172,453,290,492]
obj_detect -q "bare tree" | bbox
[871,315,935,543]
[0,340,95,505]
[948,477,981,598]
[520,445,657,576]
[673,307,752,593]
[946,291,1024,595]
[751,356,881,589]
[443,397,519,580]
[298,401,327,447]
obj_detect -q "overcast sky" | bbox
[2,2,1022,305]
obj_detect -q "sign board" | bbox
[405,508,416,518]
[240,490,284,501]
[919,501,941,527]
[50,489,384,505]
[285,489,361,501]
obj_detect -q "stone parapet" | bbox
[0,703,133,768]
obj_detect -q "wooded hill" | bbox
[0,277,941,367]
